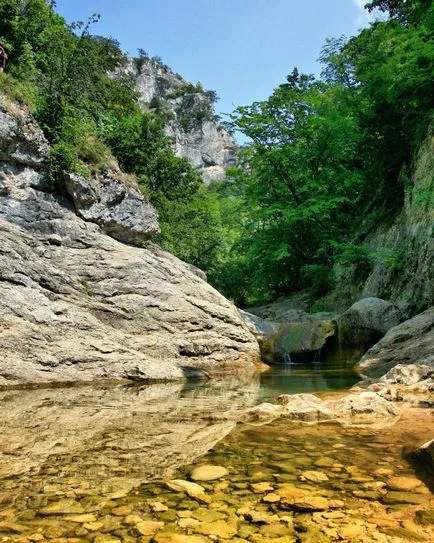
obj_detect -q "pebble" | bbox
[136,520,165,536]
[300,471,329,483]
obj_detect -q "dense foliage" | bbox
[0,0,432,307]
[0,0,224,270]
[208,0,433,305]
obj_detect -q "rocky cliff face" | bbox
[120,57,237,184]
[0,96,259,388]
[324,124,434,319]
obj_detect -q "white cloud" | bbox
[353,0,386,27]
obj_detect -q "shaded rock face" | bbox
[241,304,337,363]
[0,98,259,388]
[325,125,434,318]
[120,57,237,184]
[337,297,402,350]
[358,307,434,378]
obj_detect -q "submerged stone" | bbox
[166,480,206,498]
[386,476,422,491]
[190,465,229,481]
[136,520,165,535]
[300,471,329,483]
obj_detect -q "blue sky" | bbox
[56,0,374,119]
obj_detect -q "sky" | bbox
[55,0,376,121]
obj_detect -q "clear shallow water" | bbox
[258,361,361,400]
[0,364,433,542]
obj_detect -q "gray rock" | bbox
[380,364,433,386]
[0,100,49,169]
[337,297,402,349]
[117,57,236,184]
[236,391,398,426]
[239,310,277,337]
[241,300,337,363]
[63,171,160,246]
[358,307,434,378]
[0,96,259,388]
[324,391,398,421]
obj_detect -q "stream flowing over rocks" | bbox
[0,97,259,388]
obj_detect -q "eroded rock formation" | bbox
[119,57,237,184]
[0,97,259,388]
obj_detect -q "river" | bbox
[0,361,433,542]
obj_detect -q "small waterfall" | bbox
[283,352,294,365]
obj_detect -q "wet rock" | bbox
[39,499,84,515]
[66,513,97,523]
[166,480,205,498]
[382,526,427,541]
[386,477,422,491]
[382,491,426,505]
[337,297,402,349]
[123,514,144,525]
[178,517,201,529]
[338,524,364,539]
[93,536,121,543]
[410,439,434,475]
[251,482,274,493]
[262,493,281,503]
[135,520,165,535]
[154,535,209,543]
[358,308,434,378]
[192,508,226,523]
[195,518,238,539]
[415,509,434,525]
[282,496,329,512]
[300,471,329,483]
[190,465,228,481]
[149,501,169,513]
[244,510,280,524]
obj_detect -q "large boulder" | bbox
[63,170,159,246]
[0,97,260,387]
[337,297,402,349]
[358,307,434,378]
[241,305,336,363]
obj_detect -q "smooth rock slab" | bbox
[300,471,329,483]
[195,519,238,539]
[190,464,229,481]
[166,479,206,498]
[136,520,165,535]
[283,496,329,512]
[386,476,422,491]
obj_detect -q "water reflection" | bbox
[0,378,260,506]
[259,361,361,399]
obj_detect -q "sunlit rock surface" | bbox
[0,97,259,388]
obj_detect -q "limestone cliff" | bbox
[120,57,237,184]
[323,123,434,319]
[0,96,259,388]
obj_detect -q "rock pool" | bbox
[0,366,433,542]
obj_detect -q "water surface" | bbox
[0,363,433,542]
